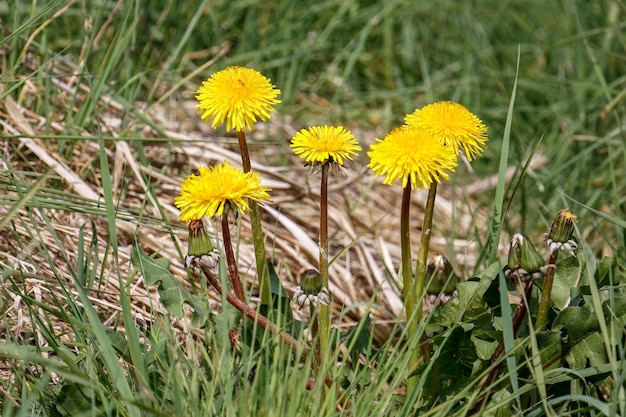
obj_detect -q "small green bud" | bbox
[293,269,329,309]
[508,233,544,273]
[426,254,459,294]
[546,209,577,244]
[299,269,323,295]
[187,219,214,257]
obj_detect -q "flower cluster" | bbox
[176,65,494,388]
[178,65,490,344]
[368,101,487,189]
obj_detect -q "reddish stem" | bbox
[221,213,245,302]
[198,262,304,359]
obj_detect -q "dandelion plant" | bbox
[195,66,281,306]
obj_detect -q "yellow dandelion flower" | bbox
[367,126,458,189]
[175,161,271,222]
[404,101,488,160]
[196,66,281,132]
[290,125,361,166]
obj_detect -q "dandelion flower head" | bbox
[405,101,488,160]
[196,66,281,132]
[175,161,271,222]
[367,126,458,189]
[291,125,361,166]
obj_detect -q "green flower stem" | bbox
[309,304,322,376]
[404,182,437,393]
[249,202,270,301]
[317,164,331,377]
[400,185,414,320]
[415,183,438,364]
[535,251,558,329]
[400,184,419,393]
[415,182,438,327]
[237,130,271,306]
[236,130,253,171]
[221,213,246,302]
[404,182,438,382]
[197,262,305,360]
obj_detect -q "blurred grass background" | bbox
[1,0,625,415]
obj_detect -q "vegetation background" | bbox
[0,0,624,415]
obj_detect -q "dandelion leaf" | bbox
[535,330,562,370]
[55,382,99,416]
[341,313,374,362]
[131,241,188,318]
[551,257,582,310]
[428,278,492,333]
[483,388,514,417]
[553,304,604,370]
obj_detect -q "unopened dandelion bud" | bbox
[508,233,544,274]
[299,269,323,295]
[185,219,220,269]
[293,269,330,309]
[547,209,577,243]
[543,209,578,256]
[188,219,213,257]
[426,254,459,294]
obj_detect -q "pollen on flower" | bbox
[405,101,488,161]
[290,125,361,166]
[367,126,458,189]
[195,66,281,132]
[174,161,271,222]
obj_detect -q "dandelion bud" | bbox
[188,219,214,257]
[508,233,544,274]
[299,269,323,295]
[546,209,577,244]
[544,209,578,257]
[293,269,330,309]
[185,219,219,269]
[426,254,459,294]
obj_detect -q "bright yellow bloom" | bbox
[404,101,488,160]
[196,66,281,132]
[367,126,458,189]
[175,161,271,222]
[290,125,361,166]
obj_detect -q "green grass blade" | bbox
[0,169,52,232]
[488,46,520,263]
